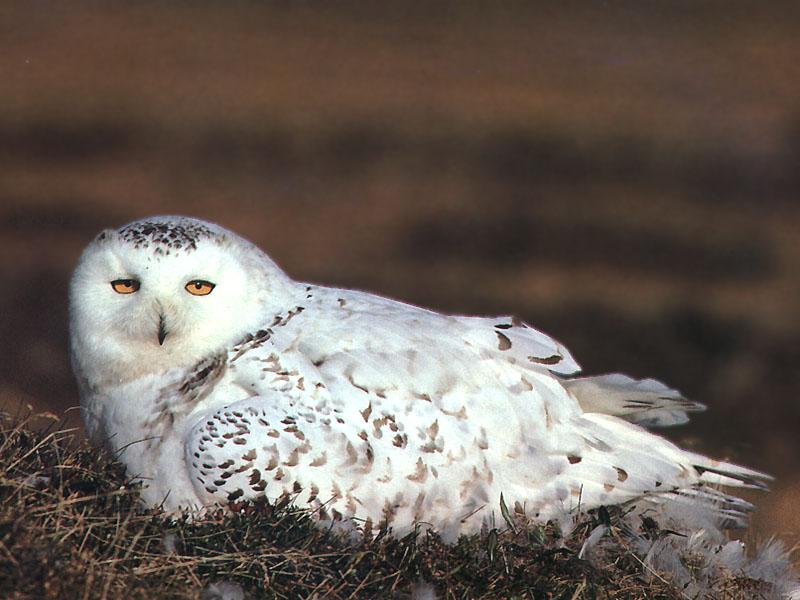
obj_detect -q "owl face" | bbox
[69,218,292,387]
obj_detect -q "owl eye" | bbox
[110,279,140,294]
[185,280,216,296]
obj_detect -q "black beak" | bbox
[158,314,168,346]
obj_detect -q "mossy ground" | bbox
[0,413,780,599]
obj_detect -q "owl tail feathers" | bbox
[683,449,772,491]
[573,413,771,512]
[563,373,706,427]
[639,458,771,532]
[653,486,757,530]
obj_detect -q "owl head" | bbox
[69,216,297,390]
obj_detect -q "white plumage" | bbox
[69,215,769,540]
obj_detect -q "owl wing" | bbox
[295,286,580,380]
[293,288,703,427]
[180,292,768,536]
[456,312,581,376]
[293,289,769,506]
[179,297,584,528]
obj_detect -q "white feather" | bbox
[563,373,705,427]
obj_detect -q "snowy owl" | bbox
[69,216,768,538]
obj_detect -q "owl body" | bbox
[70,216,767,538]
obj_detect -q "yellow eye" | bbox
[111,279,140,294]
[185,280,215,296]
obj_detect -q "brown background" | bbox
[1,2,798,556]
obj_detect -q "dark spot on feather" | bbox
[284,449,300,466]
[527,354,562,365]
[310,453,327,467]
[347,374,369,394]
[496,331,512,351]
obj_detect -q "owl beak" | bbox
[157,313,168,345]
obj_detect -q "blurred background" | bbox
[1,1,798,555]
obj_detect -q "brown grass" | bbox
[3,411,788,599]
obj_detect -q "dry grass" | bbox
[0,411,787,599]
